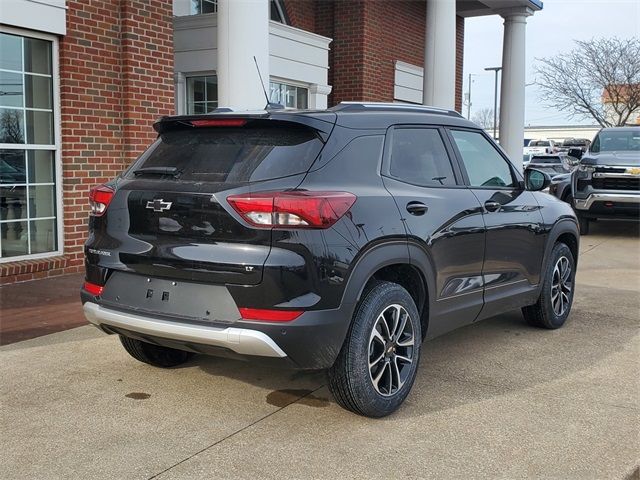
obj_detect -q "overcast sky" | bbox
[463,0,640,127]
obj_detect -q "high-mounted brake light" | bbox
[227,191,356,229]
[89,185,115,216]
[190,119,247,127]
[239,308,303,322]
[83,281,104,296]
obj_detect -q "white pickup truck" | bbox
[524,139,559,156]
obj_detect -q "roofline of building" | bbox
[524,124,601,130]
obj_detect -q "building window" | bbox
[270,0,287,23]
[189,0,288,23]
[270,81,308,109]
[187,75,218,114]
[0,31,59,261]
[190,0,217,15]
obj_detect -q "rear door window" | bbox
[129,123,323,183]
[387,128,457,187]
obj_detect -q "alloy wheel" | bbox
[368,304,415,397]
[551,256,572,316]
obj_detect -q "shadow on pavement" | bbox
[178,278,638,417]
[585,219,639,237]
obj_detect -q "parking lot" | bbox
[1,221,638,480]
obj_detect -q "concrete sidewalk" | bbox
[1,221,638,479]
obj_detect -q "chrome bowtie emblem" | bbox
[146,199,172,212]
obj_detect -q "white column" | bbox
[174,72,186,115]
[309,84,332,109]
[217,0,269,110]
[498,8,532,169]
[422,0,456,110]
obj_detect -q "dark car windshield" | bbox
[591,129,640,153]
[127,123,323,183]
[529,140,550,147]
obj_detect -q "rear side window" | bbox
[129,124,323,183]
[388,128,457,187]
[449,129,516,188]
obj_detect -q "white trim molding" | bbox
[394,61,424,105]
[0,0,67,35]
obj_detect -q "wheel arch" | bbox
[340,240,436,339]
[543,218,580,273]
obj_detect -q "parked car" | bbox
[557,138,591,155]
[524,139,559,156]
[572,126,640,234]
[81,103,580,417]
[527,154,579,175]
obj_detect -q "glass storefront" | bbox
[0,31,58,260]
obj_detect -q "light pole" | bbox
[484,66,502,140]
[466,73,476,120]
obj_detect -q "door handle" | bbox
[484,200,502,212]
[406,201,428,216]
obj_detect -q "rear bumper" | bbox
[82,298,354,369]
[83,302,286,358]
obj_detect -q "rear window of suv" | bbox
[128,123,324,183]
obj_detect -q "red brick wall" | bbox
[0,0,174,284]
[285,0,464,111]
[456,15,464,113]
[283,0,316,32]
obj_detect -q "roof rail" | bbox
[330,102,463,117]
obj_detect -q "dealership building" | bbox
[0,0,542,284]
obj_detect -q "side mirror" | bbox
[568,147,583,159]
[524,168,551,191]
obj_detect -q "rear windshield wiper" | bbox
[133,166,181,177]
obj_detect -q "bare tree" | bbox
[0,110,24,143]
[472,108,496,130]
[536,38,640,127]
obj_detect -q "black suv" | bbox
[81,103,579,417]
[572,126,640,234]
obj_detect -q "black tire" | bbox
[562,192,573,208]
[578,214,590,235]
[119,335,192,368]
[522,242,575,329]
[327,281,421,418]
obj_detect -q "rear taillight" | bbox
[239,308,302,322]
[89,185,115,216]
[83,281,104,296]
[227,191,356,229]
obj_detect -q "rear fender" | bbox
[339,239,436,335]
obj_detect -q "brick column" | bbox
[121,1,174,159]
